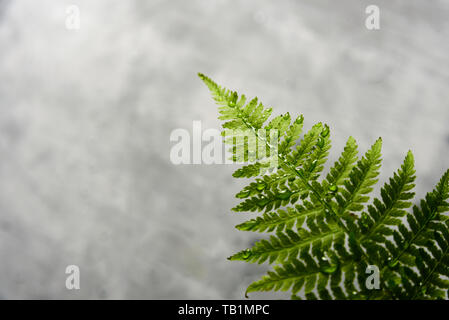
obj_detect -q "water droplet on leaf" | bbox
[361,213,369,227]
[309,160,318,172]
[320,262,338,274]
[256,180,266,191]
[237,190,250,198]
[388,259,399,269]
[241,249,252,260]
[278,190,292,200]
[317,137,325,149]
[328,184,338,193]
[321,125,330,138]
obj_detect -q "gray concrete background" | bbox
[0,0,448,299]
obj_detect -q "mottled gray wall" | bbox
[0,0,448,299]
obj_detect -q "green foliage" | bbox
[199,73,449,300]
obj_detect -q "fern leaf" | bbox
[333,138,382,218]
[198,73,449,300]
[359,151,416,264]
[324,136,359,187]
[386,169,449,299]
[245,251,345,299]
[229,228,343,265]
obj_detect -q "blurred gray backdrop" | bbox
[0,0,448,299]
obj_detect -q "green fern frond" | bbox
[198,73,449,300]
[235,202,323,233]
[229,226,343,265]
[383,169,449,299]
[244,249,345,299]
[358,151,416,262]
[334,138,382,218]
[324,136,359,187]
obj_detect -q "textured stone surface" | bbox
[0,0,448,298]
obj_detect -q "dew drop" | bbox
[236,190,251,198]
[321,125,330,138]
[361,213,370,227]
[328,184,338,193]
[278,190,292,200]
[229,92,238,107]
[242,249,252,260]
[320,263,338,274]
[317,137,325,149]
[309,160,318,172]
[388,259,399,269]
[256,180,266,191]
